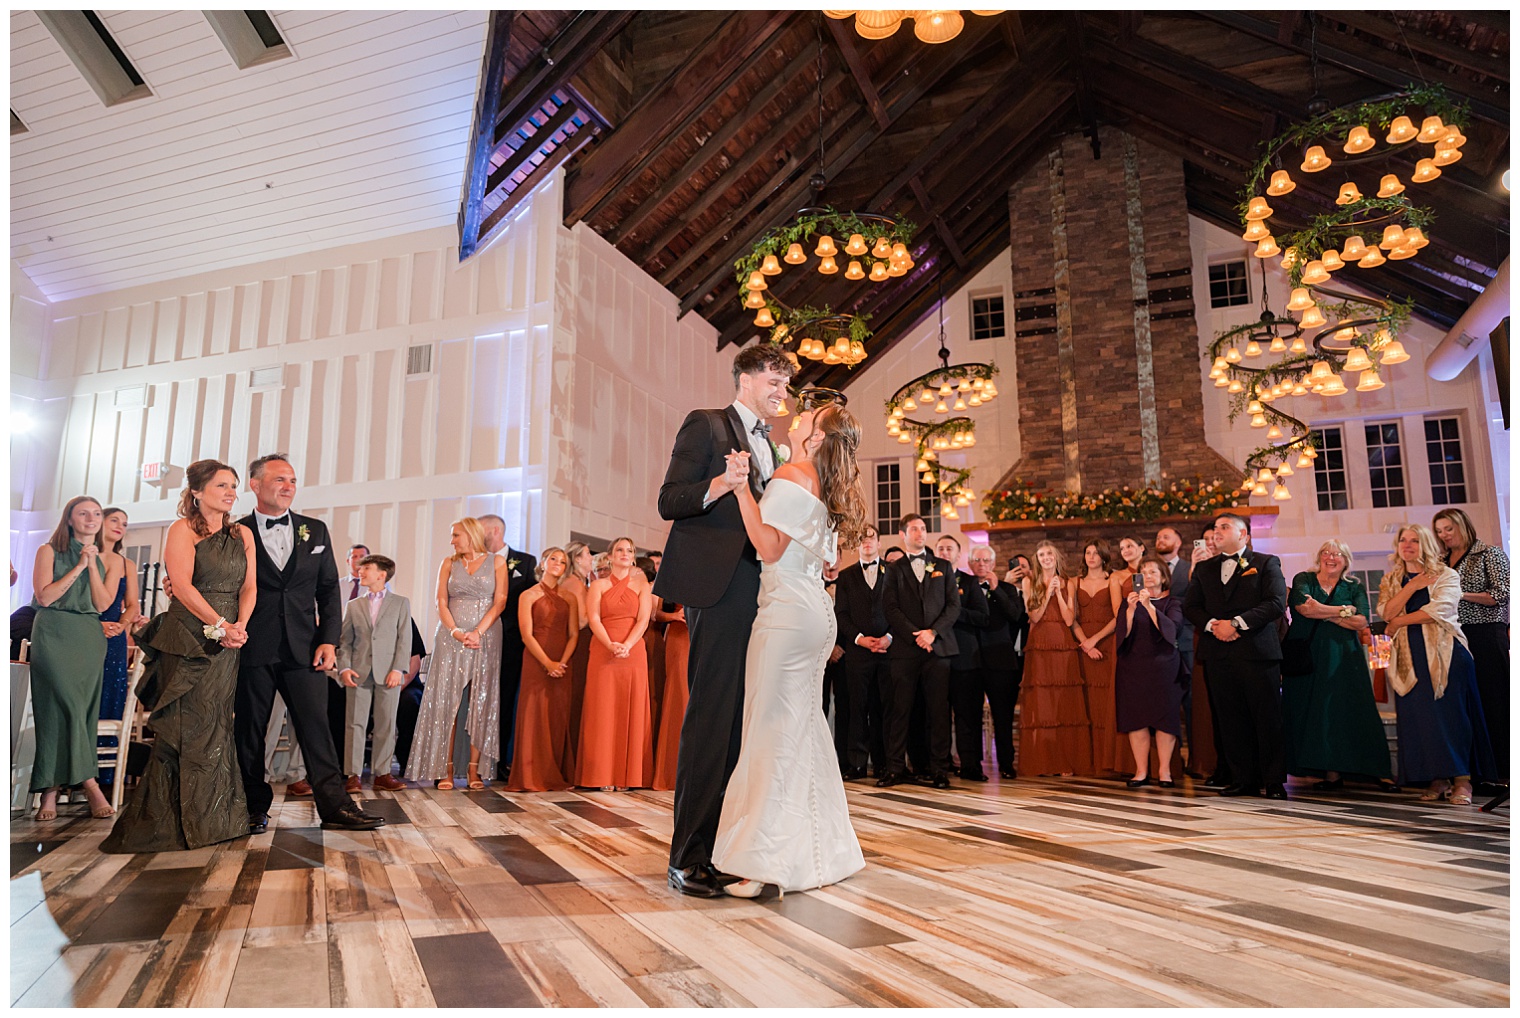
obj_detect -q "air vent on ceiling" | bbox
[113,384,149,410]
[204,10,291,70]
[248,365,284,390]
[406,344,434,377]
[35,11,151,108]
[11,110,28,136]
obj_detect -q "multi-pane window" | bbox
[1365,422,1408,508]
[917,476,943,533]
[1310,427,1350,511]
[1348,570,1386,621]
[971,294,1006,340]
[1208,260,1250,308]
[1425,416,1468,504]
[875,462,901,533]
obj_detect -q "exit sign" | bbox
[141,462,165,483]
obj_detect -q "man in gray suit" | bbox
[336,554,413,792]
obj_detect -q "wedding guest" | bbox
[965,545,1026,780]
[593,552,612,580]
[345,545,370,601]
[1073,539,1122,775]
[1380,524,1495,805]
[29,496,123,820]
[1188,526,1227,783]
[1283,541,1393,790]
[883,547,906,567]
[11,603,36,662]
[96,508,141,784]
[406,518,507,790]
[1110,535,1147,594]
[648,551,663,575]
[393,620,428,775]
[1115,558,1184,787]
[638,555,667,737]
[1432,508,1509,783]
[651,597,689,790]
[328,543,371,770]
[578,536,655,790]
[1183,514,1287,798]
[507,547,580,792]
[1018,541,1091,776]
[479,514,537,781]
[104,461,256,850]
[1154,527,1196,753]
[939,535,990,780]
[336,554,412,791]
[563,540,594,766]
[835,525,891,780]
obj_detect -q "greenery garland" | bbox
[983,478,1243,524]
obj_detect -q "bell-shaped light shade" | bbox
[1335,182,1364,205]
[1253,236,1281,259]
[850,339,866,362]
[1320,249,1345,272]
[1252,481,1269,497]
[1379,224,1406,249]
[1386,115,1417,144]
[1433,145,1463,167]
[1266,170,1296,196]
[1227,379,1245,394]
[938,382,953,396]
[1286,287,1315,311]
[1411,158,1442,183]
[914,9,965,43]
[1257,467,1276,482]
[1342,346,1373,372]
[854,17,902,40]
[1356,368,1385,392]
[983,383,998,398]
[824,10,856,18]
[1416,115,1446,143]
[1246,399,1264,415]
[754,306,775,327]
[746,270,767,291]
[1277,461,1294,477]
[886,261,907,277]
[823,347,843,364]
[1442,127,1468,148]
[900,397,916,411]
[833,336,851,355]
[919,387,934,404]
[815,234,839,258]
[897,431,913,444]
[1388,244,1419,260]
[871,237,892,259]
[1244,195,1274,221]
[760,254,782,276]
[1343,125,1375,153]
[1340,235,1368,260]
[1266,424,1284,439]
[1299,305,1327,329]
[1242,220,1271,242]
[1301,260,1330,285]
[1280,246,1300,270]
[1358,247,1387,268]
[1272,481,1292,501]
[1308,359,1336,381]
[743,290,766,309]
[968,392,983,405]
[784,242,807,264]
[1297,451,1314,468]
[934,399,950,414]
[844,259,865,280]
[818,255,839,274]
[1250,413,1268,428]
[1376,174,1406,199]
[1319,375,1349,396]
[1402,227,1429,249]
[1214,375,1230,388]
[1225,347,1242,363]
[844,233,868,256]
[887,422,901,436]
[1380,340,1410,365]
[1244,340,1263,358]
[869,261,889,282]
[1290,335,1308,354]
[1269,336,1288,354]
[953,396,967,411]
[1300,145,1331,172]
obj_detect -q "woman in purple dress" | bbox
[1114,558,1184,788]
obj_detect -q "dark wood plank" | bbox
[763,893,914,949]
[73,867,205,945]
[352,798,411,826]
[463,791,526,814]
[476,834,577,886]
[866,793,998,817]
[1021,805,1212,838]
[947,825,1161,872]
[552,800,641,829]
[265,828,324,871]
[412,930,541,1007]
[10,839,67,877]
[1443,856,1509,873]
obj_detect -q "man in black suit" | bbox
[236,454,384,833]
[1154,527,1196,760]
[938,535,991,781]
[967,545,1027,780]
[881,514,961,788]
[834,524,891,779]
[479,514,537,781]
[1182,513,1288,798]
[655,344,793,897]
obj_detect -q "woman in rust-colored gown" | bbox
[651,599,689,790]
[1074,540,1123,776]
[1019,541,1092,776]
[507,548,580,792]
[576,537,654,790]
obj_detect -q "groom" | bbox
[655,344,794,897]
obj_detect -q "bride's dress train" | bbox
[712,477,864,891]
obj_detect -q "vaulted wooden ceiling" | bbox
[461,11,1509,390]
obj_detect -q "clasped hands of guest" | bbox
[1207,619,1241,642]
[451,627,483,649]
[914,629,936,651]
[101,620,126,638]
[218,622,249,649]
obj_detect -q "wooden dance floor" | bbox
[10,778,1509,1007]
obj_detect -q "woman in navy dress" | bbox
[1114,558,1184,787]
[97,508,140,780]
[1379,524,1494,805]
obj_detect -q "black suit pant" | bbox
[885,655,951,777]
[951,664,1018,774]
[822,655,849,767]
[497,638,525,779]
[843,653,889,772]
[1205,658,1284,790]
[237,659,353,819]
[668,557,760,871]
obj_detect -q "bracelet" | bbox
[451,627,463,637]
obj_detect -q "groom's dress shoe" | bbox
[668,864,732,898]
[248,812,269,835]
[320,804,387,830]
[925,773,951,789]
[875,772,906,788]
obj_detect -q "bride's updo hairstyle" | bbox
[810,405,869,548]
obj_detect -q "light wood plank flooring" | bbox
[10,777,1509,1007]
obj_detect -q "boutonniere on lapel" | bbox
[773,441,790,465]
[296,524,310,544]
[507,557,522,577]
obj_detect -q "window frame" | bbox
[1207,259,1251,309]
[970,291,1007,341]
[1363,420,1409,509]
[1424,415,1469,505]
[1310,426,1351,511]
[874,461,902,535]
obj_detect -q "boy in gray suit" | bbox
[336,554,412,791]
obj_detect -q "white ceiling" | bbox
[10,10,488,302]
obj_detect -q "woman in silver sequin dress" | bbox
[405,518,507,789]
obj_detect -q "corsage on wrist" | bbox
[1338,605,1356,618]
[204,617,228,640]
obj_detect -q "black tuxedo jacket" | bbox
[1165,555,1195,643]
[834,560,890,663]
[948,571,989,670]
[883,554,961,659]
[1182,549,1287,663]
[497,546,538,647]
[240,512,342,669]
[975,578,1027,670]
[653,406,767,609]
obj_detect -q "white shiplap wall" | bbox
[11,10,487,301]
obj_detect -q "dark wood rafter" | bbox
[1323,12,1510,82]
[1066,13,1103,159]
[457,12,514,260]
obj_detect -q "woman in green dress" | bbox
[102,459,257,853]
[1282,540,1394,789]
[30,496,125,820]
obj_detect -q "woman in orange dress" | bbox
[576,537,655,790]
[651,599,689,790]
[1074,539,1123,775]
[507,548,580,792]
[1019,541,1092,776]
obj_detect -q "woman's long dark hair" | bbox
[811,405,869,548]
[100,507,127,553]
[47,496,101,553]
[178,459,241,538]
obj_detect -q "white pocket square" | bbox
[312,545,326,553]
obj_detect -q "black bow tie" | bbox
[751,420,771,439]
[861,560,878,569]
[911,552,931,562]
[264,515,290,530]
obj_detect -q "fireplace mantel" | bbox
[961,505,1279,536]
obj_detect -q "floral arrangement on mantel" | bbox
[982,478,1243,524]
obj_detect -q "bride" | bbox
[712,398,869,898]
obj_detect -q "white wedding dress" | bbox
[712,477,865,891]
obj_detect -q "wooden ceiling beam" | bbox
[1066,13,1102,159]
[1084,24,1304,120]
[459,12,515,260]
[490,11,633,146]
[1321,12,1509,81]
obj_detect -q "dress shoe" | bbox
[320,804,387,831]
[286,779,313,797]
[344,775,362,793]
[373,774,406,792]
[668,864,733,898]
[248,812,269,834]
[1218,784,1251,797]
[841,766,868,781]
[999,768,1016,780]
[959,769,989,782]
[1199,774,1230,790]
[1263,786,1288,800]
[875,772,905,788]
[1125,777,1150,789]
[725,879,783,901]
[1157,779,1176,789]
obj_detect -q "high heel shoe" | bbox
[1449,783,1474,806]
[437,763,456,791]
[466,763,485,791]
[724,879,782,901]
[1419,782,1450,802]
[1125,776,1149,789]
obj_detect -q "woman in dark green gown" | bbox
[1282,540,1393,788]
[103,460,257,853]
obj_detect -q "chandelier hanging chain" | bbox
[813,14,826,200]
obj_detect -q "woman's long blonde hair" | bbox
[1030,540,1068,609]
[809,405,869,548]
[1380,524,1449,604]
[449,517,488,560]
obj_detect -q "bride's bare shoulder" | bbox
[773,462,819,495]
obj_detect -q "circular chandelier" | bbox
[824,10,1004,44]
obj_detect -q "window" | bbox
[35,11,151,107]
[1310,427,1350,511]
[971,294,1006,340]
[917,476,943,533]
[1208,260,1250,308]
[1347,570,1386,622]
[1425,416,1468,504]
[1364,422,1407,508]
[875,462,901,533]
